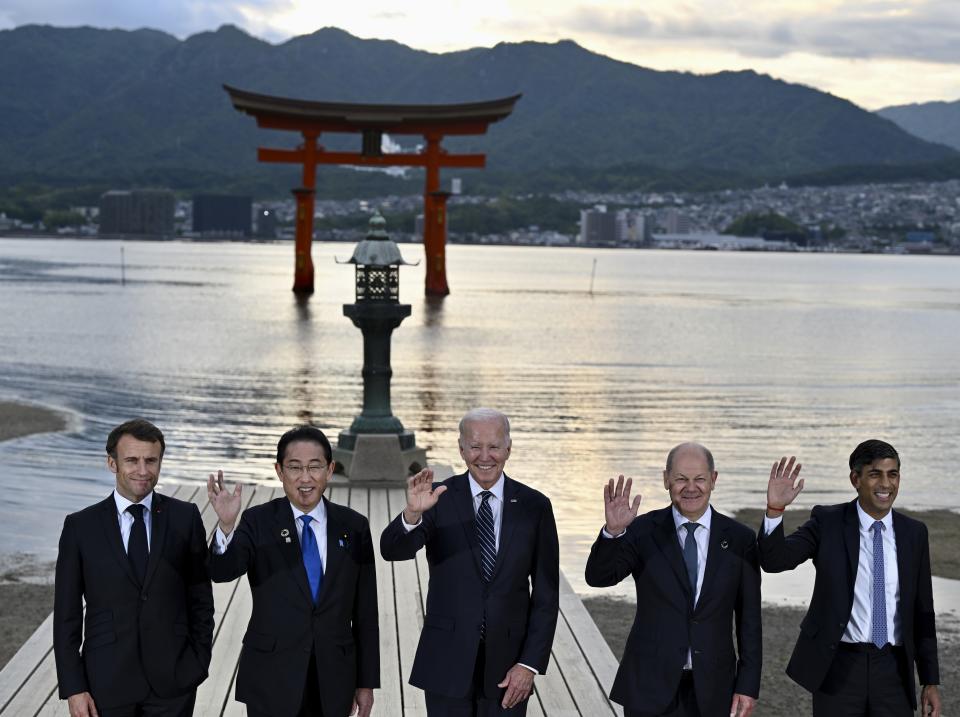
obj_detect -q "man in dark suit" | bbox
[54,418,214,717]
[380,408,559,716]
[585,442,761,717]
[206,425,379,717]
[760,440,941,717]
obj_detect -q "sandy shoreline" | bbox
[0,400,67,442]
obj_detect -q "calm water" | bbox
[2,238,959,594]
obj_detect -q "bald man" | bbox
[585,443,762,717]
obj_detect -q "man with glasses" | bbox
[207,425,379,717]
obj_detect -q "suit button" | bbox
[141,594,148,601]
[829,644,836,650]
[692,620,699,625]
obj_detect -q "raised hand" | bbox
[403,468,446,524]
[767,456,804,517]
[207,470,242,533]
[604,474,642,536]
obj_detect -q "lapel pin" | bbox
[720,539,729,549]
[510,498,518,503]
[281,528,291,543]
[340,533,349,549]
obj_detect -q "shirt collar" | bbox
[468,473,505,503]
[113,488,153,515]
[290,497,327,524]
[672,504,712,532]
[855,500,893,532]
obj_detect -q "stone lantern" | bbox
[333,213,427,480]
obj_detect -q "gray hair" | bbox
[665,442,715,474]
[459,408,511,441]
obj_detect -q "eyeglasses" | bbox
[283,462,329,478]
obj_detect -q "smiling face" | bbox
[850,457,900,520]
[458,417,511,490]
[108,434,162,503]
[663,445,717,521]
[276,439,333,512]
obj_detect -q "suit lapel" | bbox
[490,476,520,581]
[892,510,913,603]
[652,507,693,602]
[697,508,726,610]
[449,474,485,577]
[843,500,860,596]
[319,498,345,605]
[273,499,315,606]
[99,494,140,588]
[142,491,168,589]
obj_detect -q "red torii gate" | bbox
[224,85,520,296]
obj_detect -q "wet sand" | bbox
[0,400,67,441]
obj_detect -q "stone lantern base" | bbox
[333,432,427,482]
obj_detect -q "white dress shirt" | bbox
[215,499,328,572]
[762,502,901,645]
[113,489,153,552]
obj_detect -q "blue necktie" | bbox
[127,504,148,585]
[476,491,496,582]
[300,515,323,604]
[871,521,888,648]
[683,522,700,605]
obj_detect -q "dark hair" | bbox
[105,418,165,458]
[276,425,332,465]
[849,439,900,473]
[665,442,715,474]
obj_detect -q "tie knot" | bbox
[872,520,884,534]
[479,491,493,504]
[127,504,146,520]
[684,521,700,535]
[300,514,314,527]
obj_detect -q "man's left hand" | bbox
[921,685,941,717]
[729,693,756,717]
[498,664,535,709]
[351,687,374,717]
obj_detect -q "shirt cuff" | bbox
[601,526,626,539]
[401,513,422,532]
[762,514,783,535]
[213,526,234,554]
[517,663,539,675]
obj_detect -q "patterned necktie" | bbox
[683,522,700,605]
[871,521,888,648]
[300,515,324,604]
[126,504,148,585]
[476,491,496,582]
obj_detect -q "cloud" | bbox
[559,0,960,65]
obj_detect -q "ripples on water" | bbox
[2,238,960,594]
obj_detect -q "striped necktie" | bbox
[871,521,888,648]
[476,491,496,582]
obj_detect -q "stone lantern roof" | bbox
[343,213,415,267]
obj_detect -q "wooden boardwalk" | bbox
[0,483,622,716]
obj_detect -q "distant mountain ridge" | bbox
[0,24,957,196]
[877,99,960,152]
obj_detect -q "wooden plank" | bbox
[0,650,57,716]
[549,613,616,716]
[369,488,403,717]
[527,692,546,717]
[557,574,623,716]
[0,613,54,714]
[388,488,427,716]
[193,484,273,717]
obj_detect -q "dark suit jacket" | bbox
[53,492,214,709]
[758,500,940,708]
[585,506,762,716]
[380,472,559,700]
[209,496,379,717]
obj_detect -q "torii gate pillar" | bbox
[292,187,316,294]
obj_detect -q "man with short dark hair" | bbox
[585,442,762,717]
[380,408,559,716]
[54,418,214,717]
[760,440,942,716]
[207,425,379,717]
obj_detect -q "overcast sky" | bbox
[2,0,958,109]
